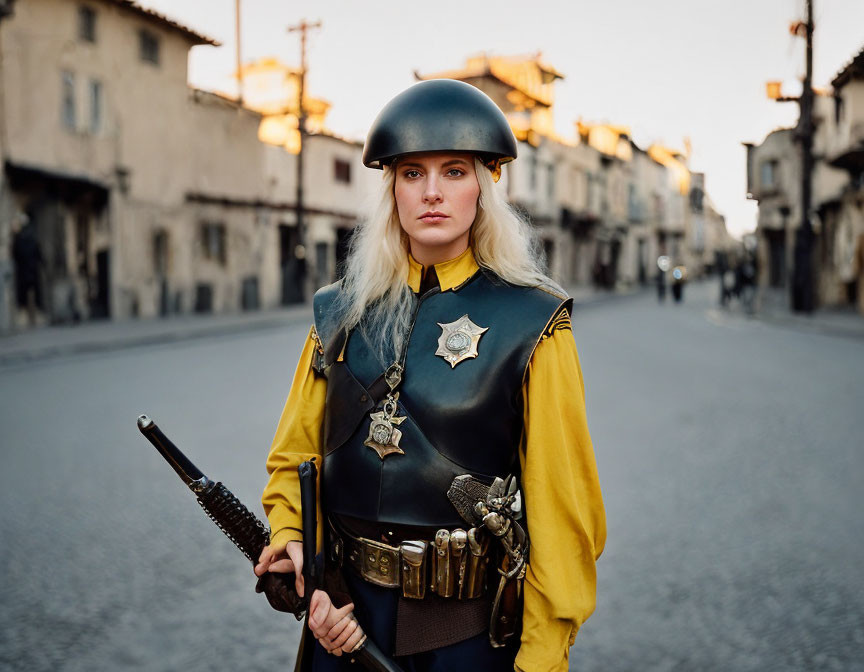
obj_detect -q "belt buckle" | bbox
[399,540,428,599]
[349,537,400,588]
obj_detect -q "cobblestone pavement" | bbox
[1,282,862,671]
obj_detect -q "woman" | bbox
[254,79,605,672]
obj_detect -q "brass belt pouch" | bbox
[461,527,490,599]
[433,529,455,597]
[450,529,468,599]
[399,540,428,600]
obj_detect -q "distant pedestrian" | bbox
[656,255,670,303]
[12,217,43,327]
[737,256,756,314]
[671,265,686,303]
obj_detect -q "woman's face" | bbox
[393,152,480,265]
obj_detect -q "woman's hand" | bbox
[308,589,366,656]
[254,540,305,597]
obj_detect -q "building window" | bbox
[201,222,227,265]
[529,154,537,190]
[334,159,351,184]
[139,29,160,65]
[547,163,555,198]
[61,71,76,131]
[89,79,103,133]
[761,160,778,189]
[78,6,96,42]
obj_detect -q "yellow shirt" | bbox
[262,249,606,672]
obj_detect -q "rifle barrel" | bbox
[137,414,208,489]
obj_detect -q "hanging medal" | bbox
[364,363,407,459]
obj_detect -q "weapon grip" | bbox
[353,640,405,672]
[298,459,319,599]
[296,460,406,672]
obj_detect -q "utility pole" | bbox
[287,18,321,301]
[235,0,243,104]
[792,0,815,313]
[770,1,816,311]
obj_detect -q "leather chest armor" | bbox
[313,269,570,528]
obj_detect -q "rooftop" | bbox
[104,0,221,47]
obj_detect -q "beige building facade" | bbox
[422,56,732,293]
[1,8,733,332]
[0,0,373,331]
[745,48,862,314]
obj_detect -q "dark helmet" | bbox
[362,79,517,174]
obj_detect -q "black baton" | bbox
[297,461,404,672]
[137,414,306,616]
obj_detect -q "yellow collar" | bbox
[407,247,480,293]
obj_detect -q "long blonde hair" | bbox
[334,157,556,365]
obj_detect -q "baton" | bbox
[298,460,404,672]
[137,414,306,616]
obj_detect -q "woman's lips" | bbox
[419,213,449,224]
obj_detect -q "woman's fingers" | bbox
[254,542,287,576]
[266,558,296,574]
[286,542,305,597]
[329,617,359,650]
[308,590,332,633]
[340,624,366,653]
[325,614,354,644]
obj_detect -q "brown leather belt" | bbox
[335,523,492,601]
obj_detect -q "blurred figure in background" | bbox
[736,253,757,314]
[11,215,43,327]
[671,265,687,303]
[656,255,670,303]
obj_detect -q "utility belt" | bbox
[329,518,492,601]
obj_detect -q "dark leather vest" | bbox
[313,268,570,528]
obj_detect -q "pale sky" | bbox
[141,0,864,239]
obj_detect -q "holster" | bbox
[488,552,526,647]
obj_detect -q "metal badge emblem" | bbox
[435,314,489,368]
[364,393,407,459]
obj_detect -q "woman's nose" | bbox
[423,176,442,203]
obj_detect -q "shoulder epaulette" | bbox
[540,307,572,341]
[310,325,327,375]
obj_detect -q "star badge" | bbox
[435,314,489,368]
[364,394,407,459]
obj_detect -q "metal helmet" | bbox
[362,79,517,176]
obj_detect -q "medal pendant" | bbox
[364,393,407,459]
[435,314,489,368]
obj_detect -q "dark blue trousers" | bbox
[310,573,517,672]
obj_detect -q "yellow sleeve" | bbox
[261,325,327,548]
[515,313,607,672]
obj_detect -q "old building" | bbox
[825,47,864,314]
[1,9,732,331]
[745,87,851,309]
[0,0,372,330]
[420,54,731,292]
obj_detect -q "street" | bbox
[1,281,862,672]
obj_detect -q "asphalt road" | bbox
[1,281,862,671]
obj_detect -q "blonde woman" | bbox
[255,80,605,672]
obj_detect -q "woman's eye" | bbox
[404,170,421,179]
[447,169,465,177]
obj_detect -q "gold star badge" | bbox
[435,314,489,368]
